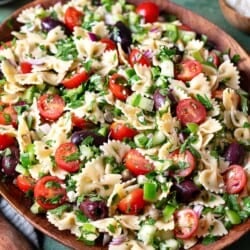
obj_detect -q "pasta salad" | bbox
[0,0,249,249]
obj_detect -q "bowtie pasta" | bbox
[0,0,249,249]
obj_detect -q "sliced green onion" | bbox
[226,209,241,225]
[163,204,176,221]
[143,182,157,202]
[165,23,179,42]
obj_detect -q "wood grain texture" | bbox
[219,0,250,34]
[0,0,250,249]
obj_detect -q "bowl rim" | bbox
[0,0,250,250]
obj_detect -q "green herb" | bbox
[237,89,249,114]
[202,235,217,245]
[50,204,72,218]
[224,194,241,211]
[231,54,240,64]
[107,224,116,233]
[186,123,198,134]
[66,177,77,192]
[82,60,93,72]
[196,94,213,111]
[3,113,11,124]
[75,210,88,223]
[101,0,115,12]
[65,152,80,162]
[48,195,63,204]
[188,145,201,159]
[243,122,250,128]
[56,38,78,61]
[157,46,177,61]
[180,134,198,153]
[45,181,61,189]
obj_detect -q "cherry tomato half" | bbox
[124,149,154,176]
[0,104,18,127]
[178,24,192,31]
[208,50,220,67]
[64,7,84,31]
[16,175,35,193]
[118,188,145,215]
[20,62,32,74]
[100,38,116,51]
[55,142,80,173]
[223,165,247,194]
[34,176,67,210]
[174,208,199,239]
[108,73,131,101]
[0,41,12,50]
[176,60,202,82]
[169,149,196,177]
[62,70,89,89]
[37,94,65,121]
[0,134,15,150]
[71,114,94,129]
[110,122,138,141]
[136,2,159,23]
[129,49,151,67]
[176,98,207,125]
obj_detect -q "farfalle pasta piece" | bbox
[217,60,240,89]
[199,118,222,134]
[183,238,197,250]
[222,88,240,110]
[1,59,18,84]
[234,128,250,144]
[208,99,220,117]
[155,216,175,231]
[17,5,45,24]
[100,140,131,163]
[188,73,211,97]
[91,218,122,236]
[132,64,153,93]
[191,190,225,208]
[92,21,109,38]
[115,215,140,231]
[98,50,119,76]
[185,39,204,52]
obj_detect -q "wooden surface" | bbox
[0,0,250,249]
[219,0,250,34]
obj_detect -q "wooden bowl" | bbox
[219,0,250,34]
[0,0,250,249]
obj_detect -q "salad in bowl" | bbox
[0,0,249,249]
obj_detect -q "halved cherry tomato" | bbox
[20,62,32,74]
[0,134,15,150]
[55,142,80,172]
[124,149,154,176]
[110,122,138,141]
[223,165,247,194]
[62,70,89,89]
[169,149,196,177]
[178,24,192,31]
[174,208,199,239]
[212,89,224,99]
[108,73,131,101]
[129,49,151,67]
[176,98,207,125]
[37,94,65,121]
[0,104,18,127]
[208,50,220,67]
[176,59,202,82]
[16,175,35,193]
[100,38,116,51]
[118,188,145,215]
[34,176,67,210]
[71,114,93,129]
[136,2,159,23]
[64,7,84,31]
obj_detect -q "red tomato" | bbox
[176,98,207,125]
[64,7,83,31]
[0,134,15,150]
[178,24,192,31]
[71,114,93,129]
[136,2,159,23]
[176,60,202,82]
[16,175,35,193]
[124,149,154,176]
[174,208,199,239]
[108,73,131,101]
[37,94,65,121]
[223,165,247,194]
[0,104,18,127]
[34,176,67,210]
[169,149,196,177]
[110,122,138,141]
[20,62,32,74]
[62,70,89,89]
[118,188,145,215]
[212,89,224,99]
[100,38,116,51]
[129,49,151,67]
[55,142,80,172]
[208,50,220,67]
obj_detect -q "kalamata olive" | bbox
[153,89,166,110]
[91,0,101,6]
[1,146,19,176]
[41,17,68,33]
[171,46,184,63]
[111,21,132,53]
[172,180,200,203]
[168,89,178,116]
[121,169,134,181]
[71,129,107,146]
[224,142,245,165]
[80,199,108,220]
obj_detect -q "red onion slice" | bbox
[109,235,127,246]
[193,204,203,218]
[88,32,98,41]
